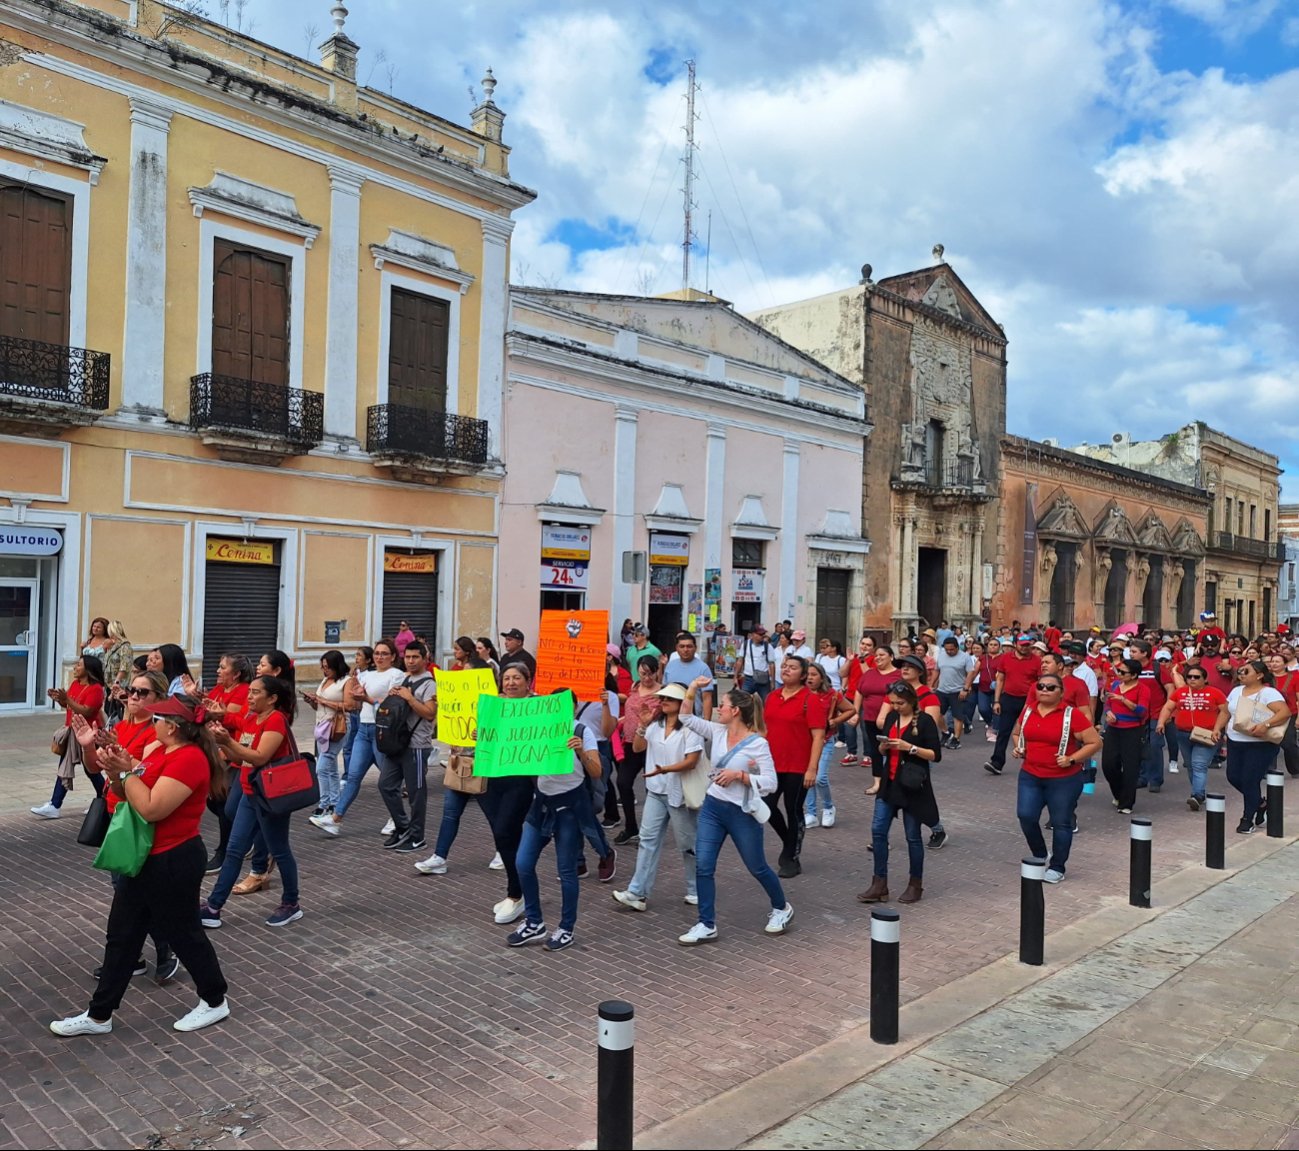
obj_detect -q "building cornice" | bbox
[1002,434,1210,507]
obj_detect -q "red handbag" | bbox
[249,731,320,815]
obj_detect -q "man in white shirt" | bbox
[735,625,778,701]
[1065,641,1099,701]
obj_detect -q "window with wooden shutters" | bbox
[0,183,72,346]
[387,287,449,413]
[212,239,290,385]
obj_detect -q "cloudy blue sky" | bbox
[241,0,1299,495]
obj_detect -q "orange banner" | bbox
[206,539,274,565]
[534,609,609,703]
[384,551,437,574]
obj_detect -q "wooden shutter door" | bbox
[387,287,448,412]
[0,184,71,345]
[212,240,289,386]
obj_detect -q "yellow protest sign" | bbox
[435,668,498,747]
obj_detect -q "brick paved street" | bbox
[0,718,1266,1149]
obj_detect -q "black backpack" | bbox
[374,677,423,755]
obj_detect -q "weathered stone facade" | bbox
[750,258,1006,638]
[996,436,1212,631]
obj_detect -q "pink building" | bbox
[500,290,870,656]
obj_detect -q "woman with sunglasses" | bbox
[49,694,231,1037]
[1010,672,1101,883]
[1225,660,1289,833]
[858,681,942,905]
[1157,664,1229,810]
[1101,659,1152,814]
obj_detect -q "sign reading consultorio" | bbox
[384,551,437,574]
[205,539,274,565]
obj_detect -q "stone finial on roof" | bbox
[481,68,497,104]
[330,2,348,34]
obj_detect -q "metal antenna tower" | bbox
[681,59,698,292]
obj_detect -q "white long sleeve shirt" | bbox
[680,715,777,804]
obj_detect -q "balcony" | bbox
[0,333,110,433]
[1210,532,1287,562]
[366,403,491,481]
[189,373,323,464]
[894,450,988,501]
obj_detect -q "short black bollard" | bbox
[1267,773,1285,838]
[1019,857,1046,966]
[869,907,901,1045]
[1205,793,1226,869]
[1130,818,1152,908]
[597,1000,634,1151]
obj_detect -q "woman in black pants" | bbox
[615,655,663,844]
[1101,659,1151,815]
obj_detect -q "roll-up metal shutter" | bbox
[202,541,281,686]
[381,567,438,645]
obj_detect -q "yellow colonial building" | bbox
[0,0,533,708]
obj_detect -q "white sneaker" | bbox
[50,1010,111,1036]
[678,922,718,945]
[31,802,61,819]
[173,997,231,1032]
[380,818,396,836]
[493,896,526,924]
[414,853,448,875]
[821,807,837,828]
[309,814,340,836]
[611,889,647,912]
[488,852,505,870]
[765,904,795,934]
[1169,763,1181,773]
[1044,869,1065,884]
[834,739,846,748]
[803,812,818,828]
[684,893,699,905]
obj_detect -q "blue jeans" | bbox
[516,786,594,933]
[434,785,492,859]
[1175,730,1214,800]
[223,774,268,872]
[694,794,786,929]
[742,675,772,702]
[976,689,997,732]
[208,788,300,910]
[340,710,360,765]
[315,736,343,809]
[1016,769,1084,874]
[1138,718,1164,788]
[626,791,697,900]
[871,797,924,880]
[804,741,836,818]
[1226,739,1278,824]
[334,722,377,818]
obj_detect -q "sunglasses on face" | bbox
[127,687,154,698]
[1035,682,1061,691]
[1230,649,1243,655]
[1185,674,1205,680]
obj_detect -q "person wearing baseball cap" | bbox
[787,630,813,661]
[985,634,1043,776]
[499,628,536,680]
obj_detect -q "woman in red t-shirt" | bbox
[802,662,856,829]
[203,676,304,929]
[973,639,1002,743]
[49,694,231,1038]
[839,636,876,766]
[1011,672,1102,882]
[33,655,108,819]
[200,654,254,875]
[854,646,902,792]
[1265,652,1299,778]
[762,655,828,877]
[1156,666,1229,807]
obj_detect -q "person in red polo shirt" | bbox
[986,635,1042,776]
[763,655,828,878]
[1011,672,1102,883]
[1157,665,1228,808]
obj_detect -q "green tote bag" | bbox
[92,801,155,877]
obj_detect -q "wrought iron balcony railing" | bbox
[189,373,323,450]
[0,333,110,409]
[366,403,490,466]
[1211,532,1286,561]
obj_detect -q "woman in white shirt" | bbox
[312,638,407,837]
[1225,660,1289,834]
[675,677,793,945]
[612,683,705,912]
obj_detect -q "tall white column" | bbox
[323,165,364,443]
[120,100,172,415]
[704,424,726,572]
[781,441,800,622]
[901,515,917,615]
[612,406,639,627]
[970,520,984,617]
[477,216,513,460]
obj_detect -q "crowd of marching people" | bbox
[35,608,1297,1038]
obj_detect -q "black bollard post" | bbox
[1205,793,1225,869]
[1267,773,1284,838]
[1129,818,1152,908]
[869,907,900,1045]
[597,1000,634,1151]
[1019,857,1046,966]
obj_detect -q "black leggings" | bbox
[764,773,807,860]
[616,746,645,833]
[863,721,884,778]
[1281,716,1299,777]
[1102,725,1144,810]
[482,778,532,901]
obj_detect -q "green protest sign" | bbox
[473,692,574,776]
